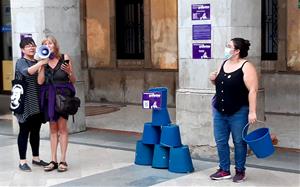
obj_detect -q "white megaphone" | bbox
[37,45,51,59]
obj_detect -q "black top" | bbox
[45,54,69,85]
[214,60,249,115]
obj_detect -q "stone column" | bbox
[11,0,86,137]
[177,0,263,157]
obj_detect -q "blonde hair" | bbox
[41,35,61,59]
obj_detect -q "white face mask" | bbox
[224,47,233,59]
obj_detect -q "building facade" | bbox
[0,0,299,153]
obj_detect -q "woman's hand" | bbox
[39,59,49,65]
[248,111,257,124]
[61,58,76,83]
[209,71,217,81]
[209,71,218,84]
[61,63,72,76]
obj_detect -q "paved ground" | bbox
[0,128,299,186]
[0,103,299,186]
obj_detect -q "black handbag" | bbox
[10,72,27,114]
[55,94,81,115]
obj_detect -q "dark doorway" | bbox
[261,0,278,60]
[115,0,144,59]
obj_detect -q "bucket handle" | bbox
[242,120,265,140]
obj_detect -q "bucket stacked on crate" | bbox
[134,87,194,173]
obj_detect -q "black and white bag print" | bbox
[10,74,27,114]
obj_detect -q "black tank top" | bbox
[45,54,69,84]
[214,60,249,115]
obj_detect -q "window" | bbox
[115,0,144,59]
[261,0,278,60]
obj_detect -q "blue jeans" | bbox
[212,106,249,172]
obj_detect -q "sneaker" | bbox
[210,169,231,180]
[233,170,246,183]
[32,159,49,167]
[19,163,32,172]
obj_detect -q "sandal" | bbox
[57,162,68,172]
[44,161,58,172]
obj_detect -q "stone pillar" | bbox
[11,0,86,137]
[177,0,263,157]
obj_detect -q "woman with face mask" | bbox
[209,38,258,183]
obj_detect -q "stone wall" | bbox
[261,0,300,149]
[287,0,300,71]
[86,69,178,106]
[150,0,178,69]
[263,73,300,149]
[84,0,178,105]
[86,0,112,68]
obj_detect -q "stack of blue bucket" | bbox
[134,87,194,173]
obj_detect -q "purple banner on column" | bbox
[193,43,211,59]
[192,24,211,40]
[20,33,32,40]
[191,4,210,20]
[142,92,161,109]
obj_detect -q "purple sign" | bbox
[142,92,161,109]
[192,24,211,40]
[20,33,32,40]
[193,43,211,59]
[192,4,210,20]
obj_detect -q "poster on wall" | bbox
[142,92,162,109]
[192,24,211,40]
[192,43,211,59]
[191,4,210,20]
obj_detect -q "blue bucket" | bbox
[148,87,168,109]
[152,144,169,169]
[134,140,154,165]
[160,124,182,147]
[142,122,161,144]
[169,145,194,173]
[242,123,275,158]
[152,108,171,126]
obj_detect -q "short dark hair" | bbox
[231,38,251,58]
[19,37,36,49]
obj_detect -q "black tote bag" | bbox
[10,72,27,114]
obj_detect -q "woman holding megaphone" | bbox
[15,37,49,172]
[38,35,76,172]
